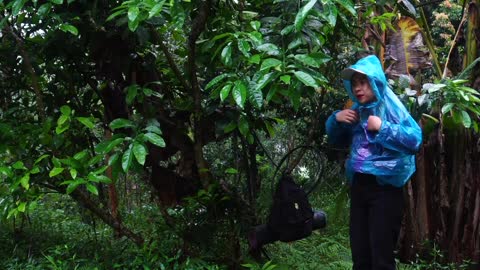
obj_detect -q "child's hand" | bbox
[335,109,359,124]
[367,116,382,131]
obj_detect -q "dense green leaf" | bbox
[12,0,28,16]
[233,80,247,109]
[461,110,472,128]
[260,58,282,71]
[238,116,249,136]
[110,118,135,130]
[144,133,166,147]
[20,173,30,190]
[122,144,134,172]
[49,167,64,177]
[220,84,232,102]
[126,84,138,105]
[238,39,251,57]
[132,141,147,166]
[441,103,454,114]
[205,73,229,90]
[221,43,233,66]
[86,183,99,196]
[294,71,319,88]
[148,1,165,18]
[76,117,95,129]
[59,24,78,35]
[294,0,318,31]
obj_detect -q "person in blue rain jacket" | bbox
[326,55,422,270]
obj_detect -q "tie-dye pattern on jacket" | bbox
[326,55,422,187]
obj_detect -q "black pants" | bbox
[350,173,404,270]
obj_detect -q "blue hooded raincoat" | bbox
[326,55,422,187]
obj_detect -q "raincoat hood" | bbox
[342,55,386,109]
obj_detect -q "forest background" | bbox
[1,0,480,269]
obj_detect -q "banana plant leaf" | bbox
[385,17,432,80]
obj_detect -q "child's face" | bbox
[351,73,375,104]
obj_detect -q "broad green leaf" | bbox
[76,117,94,129]
[238,116,249,136]
[250,21,260,31]
[334,0,356,16]
[12,161,26,170]
[66,181,81,194]
[37,3,52,16]
[256,43,280,56]
[144,125,162,135]
[280,75,291,85]
[12,0,28,16]
[73,150,87,160]
[110,118,134,130]
[108,152,120,167]
[106,8,126,22]
[265,121,275,138]
[133,142,147,166]
[294,71,319,88]
[50,0,63,4]
[128,6,140,23]
[260,58,282,71]
[95,137,124,154]
[59,24,78,35]
[49,167,64,177]
[290,88,301,111]
[17,202,26,213]
[60,105,71,116]
[30,167,40,174]
[225,168,238,174]
[205,73,229,90]
[238,39,251,57]
[34,154,49,165]
[233,80,247,109]
[461,111,472,128]
[126,84,138,105]
[294,0,318,31]
[88,174,112,184]
[70,169,77,179]
[144,133,166,147]
[220,84,232,102]
[223,122,237,133]
[55,124,69,134]
[20,173,30,190]
[86,183,99,196]
[57,115,69,126]
[128,16,140,32]
[294,54,321,68]
[148,1,165,18]
[122,144,133,172]
[221,43,232,66]
[248,54,261,64]
[281,25,294,36]
[441,103,454,114]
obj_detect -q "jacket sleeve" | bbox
[325,110,353,147]
[367,116,422,154]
